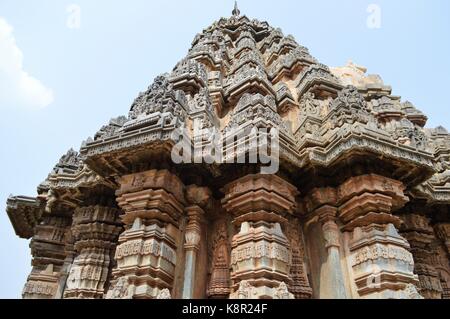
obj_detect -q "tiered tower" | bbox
[6,4,450,299]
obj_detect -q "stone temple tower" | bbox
[6,4,450,299]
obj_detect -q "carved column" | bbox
[222,174,297,299]
[182,205,204,299]
[398,213,443,299]
[23,215,71,299]
[319,206,348,298]
[338,174,421,299]
[182,185,211,299]
[303,187,348,299]
[106,169,185,299]
[63,205,122,299]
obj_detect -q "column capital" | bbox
[184,205,205,251]
[315,205,338,224]
[221,174,298,226]
[311,205,340,249]
[335,174,420,299]
[116,169,186,226]
[337,174,408,231]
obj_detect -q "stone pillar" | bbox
[182,205,204,299]
[222,174,297,299]
[318,206,348,299]
[63,205,122,299]
[106,169,185,299]
[23,215,71,299]
[398,213,443,299]
[303,187,348,299]
[337,174,421,299]
[181,185,211,299]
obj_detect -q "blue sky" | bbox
[0,0,449,298]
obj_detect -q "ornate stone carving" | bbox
[107,277,132,299]
[222,174,298,299]
[328,86,371,128]
[285,219,312,299]
[207,220,231,299]
[22,265,60,299]
[156,288,172,299]
[6,4,450,301]
[107,169,185,299]
[337,175,420,299]
[274,282,294,299]
[63,206,122,299]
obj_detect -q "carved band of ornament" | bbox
[82,127,175,157]
[48,174,99,189]
[35,227,67,243]
[75,205,118,218]
[115,239,176,264]
[67,264,104,282]
[268,50,314,78]
[308,135,434,168]
[264,37,298,58]
[351,244,414,267]
[23,282,57,296]
[230,242,290,265]
[296,64,334,86]
[171,59,208,83]
[224,66,271,90]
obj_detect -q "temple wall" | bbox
[14,171,450,299]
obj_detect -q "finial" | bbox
[232,1,241,16]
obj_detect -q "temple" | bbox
[6,4,450,299]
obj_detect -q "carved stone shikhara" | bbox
[6,5,450,299]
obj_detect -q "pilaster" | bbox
[182,205,205,299]
[337,174,421,299]
[222,174,298,299]
[303,187,348,299]
[23,215,72,299]
[106,169,186,299]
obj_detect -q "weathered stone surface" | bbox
[5,3,450,299]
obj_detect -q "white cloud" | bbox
[0,17,54,110]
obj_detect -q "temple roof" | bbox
[6,6,450,238]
